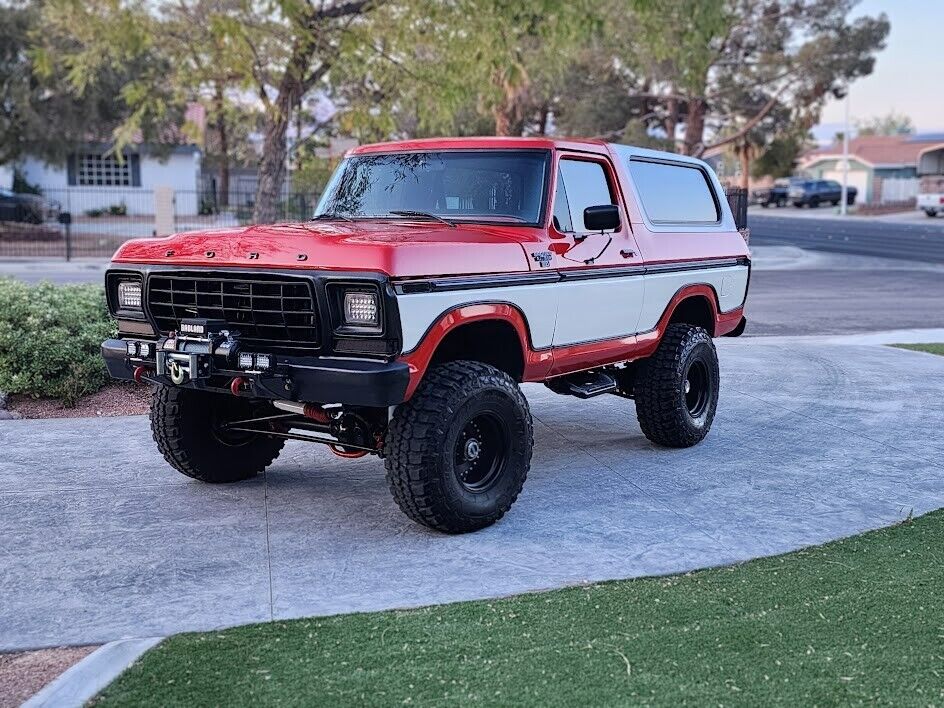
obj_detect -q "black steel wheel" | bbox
[454,412,510,493]
[385,361,532,533]
[634,323,720,448]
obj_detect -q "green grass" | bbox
[891,343,944,357]
[96,512,944,707]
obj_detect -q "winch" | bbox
[155,318,242,385]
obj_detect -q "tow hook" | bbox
[168,359,189,385]
[133,366,149,384]
[230,377,247,396]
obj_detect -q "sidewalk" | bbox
[2,336,942,651]
[749,203,944,227]
[0,259,109,285]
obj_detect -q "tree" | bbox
[0,1,148,167]
[752,131,812,179]
[331,0,595,141]
[40,0,382,223]
[615,0,889,158]
[856,111,915,137]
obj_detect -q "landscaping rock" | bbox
[0,409,22,420]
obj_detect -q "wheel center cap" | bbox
[465,438,481,461]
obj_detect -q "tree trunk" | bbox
[253,95,293,224]
[664,95,678,149]
[214,83,230,208]
[253,43,308,224]
[536,103,550,136]
[683,97,706,156]
[739,144,751,190]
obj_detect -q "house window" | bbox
[76,154,132,186]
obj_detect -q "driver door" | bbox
[548,154,645,348]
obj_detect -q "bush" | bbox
[108,202,128,216]
[0,279,116,406]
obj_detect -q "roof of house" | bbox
[80,102,205,152]
[801,135,944,168]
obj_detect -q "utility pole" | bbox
[840,87,850,216]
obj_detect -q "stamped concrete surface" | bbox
[1,337,943,651]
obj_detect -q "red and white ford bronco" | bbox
[102,138,750,533]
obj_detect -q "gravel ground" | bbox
[0,645,98,707]
[9,383,151,419]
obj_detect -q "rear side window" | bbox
[629,160,719,224]
[554,159,613,232]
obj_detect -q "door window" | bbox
[554,159,613,233]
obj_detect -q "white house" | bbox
[15,145,202,216]
[9,103,206,216]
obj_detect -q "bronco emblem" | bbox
[531,250,553,268]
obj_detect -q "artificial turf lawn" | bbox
[96,511,944,707]
[892,342,944,357]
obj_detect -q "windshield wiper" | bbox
[389,210,456,228]
[312,212,353,223]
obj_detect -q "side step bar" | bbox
[545,370,618,399]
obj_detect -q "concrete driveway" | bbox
[2,335,943,651]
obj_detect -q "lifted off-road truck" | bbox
[102,138,750,533]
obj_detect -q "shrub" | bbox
[0,279,116,406]
[86,208,105,218]
[108,202,128,216]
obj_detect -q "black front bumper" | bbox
[102,338,410,408]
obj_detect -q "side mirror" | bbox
[583,204,620,232]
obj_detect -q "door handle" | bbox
[620,249,635,258]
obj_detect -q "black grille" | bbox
[146,274,318,353]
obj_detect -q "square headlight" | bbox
[117,280,142,310]
[342,291,379,327]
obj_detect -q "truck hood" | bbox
[111,220,541,278]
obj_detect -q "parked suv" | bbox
[102,138,750,533]
[789,179,857,208]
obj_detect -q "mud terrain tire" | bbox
[384,361,532,533]
[634,324,720,448]
[151,386,284,482]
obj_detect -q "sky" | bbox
[812,0,944,143]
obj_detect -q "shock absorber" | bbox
[271,400,331,424]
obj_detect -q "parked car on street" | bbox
[0,188,47,224]
[752,177,805,208]
[789,179,857,208]
[101,138,750,533]
[917,175,944,217]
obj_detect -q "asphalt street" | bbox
[749,212,944,263]
[746,246,944,336]
[2,336,943,650]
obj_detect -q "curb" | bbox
[22,637,163,708]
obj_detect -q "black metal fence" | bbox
[0,188,321,260]
[725,187,749,230]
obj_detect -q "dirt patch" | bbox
[9,383,151,419]
[0,645,98,708]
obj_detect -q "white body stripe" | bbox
[396,264,748,352]
[397,282,559,351]
[637,265,749,332]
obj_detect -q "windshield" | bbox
[315,150,550,225]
